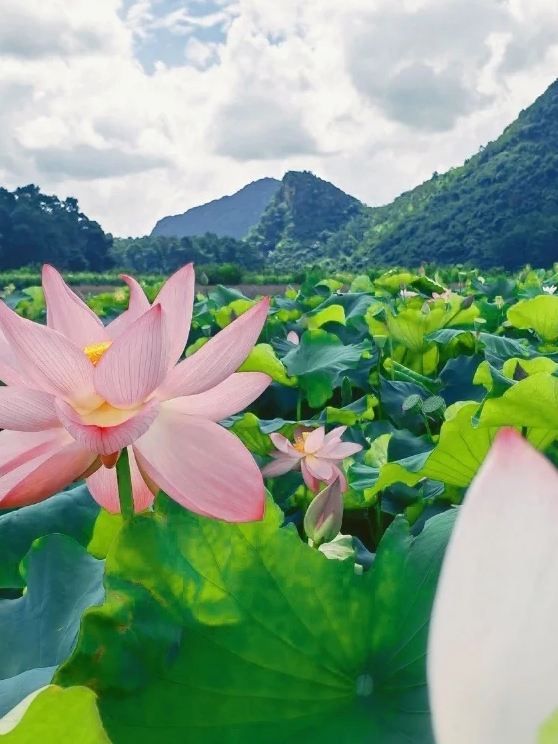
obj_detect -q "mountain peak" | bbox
[247,170,363,260]
[151,177,281,239]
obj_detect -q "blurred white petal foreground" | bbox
[428,428,558,744]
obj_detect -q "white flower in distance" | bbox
[428,429,558,744]
[399,288,419,300]
[543,285,557,295]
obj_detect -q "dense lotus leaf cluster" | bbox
[2,264,558,741]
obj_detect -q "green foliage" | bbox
[0,185,112,271]
[0,484,99,589]
[248,171,363,269]
[55,498,455,743]
[4,265,558,739]
[111,234,263,274]
[257,81,558,272]
[0,534,104,717]
[0,686,109,742]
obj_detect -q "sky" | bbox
[0,0,557,237]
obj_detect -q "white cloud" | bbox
[0,0,556,236]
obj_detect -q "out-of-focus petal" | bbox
[0,387,58,431]
[42,264,108,346]
[303,427,325,454]
[428,428,558,744]
[269,432,300,457]
[0,328,28,386]
[55,398,159,456]
[0,437,95,508]
[153,264,195,367]
[86,447,154,513]
[133,406,265,522]
[95,305,168,407]
[318,441,363,460]
[158,298,269,399]
[170,372,271,421]
[305,455,334,482]
[0,429,69,478]
[106,275,150,339]
[262,455,298,478]
[0,301,98,408]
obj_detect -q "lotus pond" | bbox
[2,265,558,743]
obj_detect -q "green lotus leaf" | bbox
[239,343,296,387]
[56,498,456,743]
[478,373,558,433]
[214,299,256,329]
[419,402,497,486]
[306,304,346,329]
[283,330,368,407]
[0,484,99,589]
[507,295,558,342]
[0,685,109,742]
[0,535,104,717]
[225,412,274,456]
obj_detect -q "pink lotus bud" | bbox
[287,330,300,345]
[304,476,344,546]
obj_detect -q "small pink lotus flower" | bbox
[430,289,453,302]
[0,264,271,522]
[262,425,362,492]
[286,330,300,345]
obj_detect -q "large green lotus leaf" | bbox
[306,303,346,329]
[349,435,428,508]
[507,295,558,342]
[283,330,368,408]
[374,270,417,292]
[56,499,456,743]
[87,511,123,560]
[479,373,558,431]
[317,292,377,330]
[358,403,498,493]
[0,535,104,717]
[214,298,255,329]
[0,685,109,742]
[478,332,533,365]
[418,402,498,487]
[0,484,99,589]
[224,412,274,456]
[501,357,558,378]
[283,329,366,378]
[239,343,296,387]
[386,302,479,355]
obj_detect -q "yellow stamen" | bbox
[293,430,310,453]
[84,341,112,365]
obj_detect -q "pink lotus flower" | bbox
[262,425,362,492]
[0,264,271,522]
[286,330,300,345]
[428,429,558,743]
[430,289,453,302]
